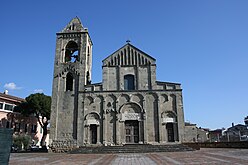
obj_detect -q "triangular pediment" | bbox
[103,43,156,66]
[60,17,86,33]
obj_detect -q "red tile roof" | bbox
[0,92,24,103]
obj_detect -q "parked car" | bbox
[11,144,18,152]
[30,145,39,151]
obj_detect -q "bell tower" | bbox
[54,17,92,88]
[50,17,92,141]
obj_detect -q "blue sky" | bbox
[1,0,247,129]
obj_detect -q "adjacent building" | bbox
[184,122,209,142]
[0,91,48,147]
[0,90,25,129]
[208,129,224,142]
[224,123,248,142]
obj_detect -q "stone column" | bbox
[164,124,168,142]
[112,101,118,145]
[88,126,91,144]
[115,112,120,145]
[77,99,83,146]
[115,115,120,145]
[138,120,143,144]
[153,97,160,143]
[97,125,100,144]
[119,121,122,144]
[135,66,139,90]
[142,99,148,143]
[120,120,125,144]
[174,123,179,142]
[116,66,120,90]
[102,100,107,145]
[157,98,162,143]
[177,93,185,143]
[84,125,89,144]
[116,100,121,145]
[161,122,166,143]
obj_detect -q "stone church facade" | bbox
[50,17,185,148]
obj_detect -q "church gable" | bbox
[102,43,156,67]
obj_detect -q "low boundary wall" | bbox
[183,141,248,150]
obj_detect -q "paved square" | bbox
[9,148,248,165]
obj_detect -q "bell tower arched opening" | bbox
[65,41,79,63]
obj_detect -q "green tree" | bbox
[245,116,248,126]
[15,93,51,147]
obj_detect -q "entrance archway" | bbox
[161,111,178,142]
[84,112,100,144]
[119,102,144,144]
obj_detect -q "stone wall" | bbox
[184,141,248,149]
[49,140,77,153]
[184,125,197,142]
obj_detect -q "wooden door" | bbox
[166,123,175,142]
[125,120,139,143]
[90,124,97,144]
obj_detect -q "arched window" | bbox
[86,71,91,85]
[124,75,135,90]
[65,41,79,63]
[66,73,73,91]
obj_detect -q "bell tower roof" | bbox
[59,17,86,33]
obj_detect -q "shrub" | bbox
[13,134,31,150]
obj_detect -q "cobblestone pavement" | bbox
[9,148,248,165]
